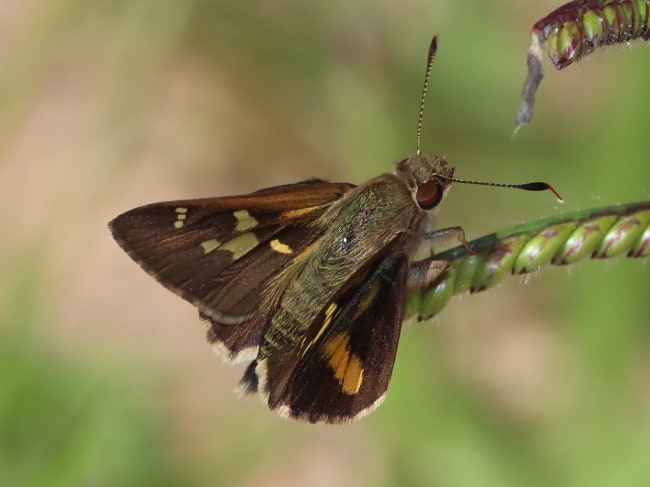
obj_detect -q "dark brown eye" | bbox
[416,181,443,210]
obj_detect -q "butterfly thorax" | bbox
[257,154,454,360]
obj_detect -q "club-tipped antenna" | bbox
[415,35,562,203]
[437,174,564,202]
[416,34,439,156]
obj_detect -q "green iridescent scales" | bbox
[406,201,650,321]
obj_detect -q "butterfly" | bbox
[110,35,557,423]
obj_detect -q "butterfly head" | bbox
[396,153,454,211]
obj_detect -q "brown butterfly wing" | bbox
[110,180,355,360]
[244,235,410,422]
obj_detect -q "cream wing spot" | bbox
[234,209,258,231]
[218,233,259,260]
[174,207,188,229]
[200,239,221,254]
[270,239,293,254]
[301,302,338,358]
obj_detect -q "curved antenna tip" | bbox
[522,182,564,202]
[441,176,564,202]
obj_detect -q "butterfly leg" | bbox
[420,225,474,256]
[407,226,474,290]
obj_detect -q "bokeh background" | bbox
[1,1,649,486]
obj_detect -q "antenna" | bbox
[416,34,439,155]
[437,174,564,202]
[416,34,563,203]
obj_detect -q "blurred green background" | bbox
[1,1,649,486]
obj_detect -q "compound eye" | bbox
[416,181,443,210]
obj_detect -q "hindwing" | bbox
[240,235,411,423]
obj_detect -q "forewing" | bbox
[110,180,355,359]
